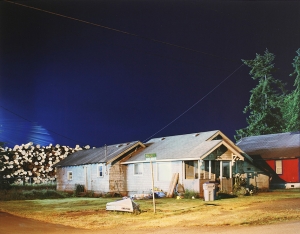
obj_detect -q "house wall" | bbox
[109,162,128,196]
[266,158,300,188]
[242,161,269,189]
[126,160,208,196]
[56,164,110,193]
[265,158,299,183]
[125,159,270,196]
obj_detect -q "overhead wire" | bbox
[4,0,236,63]
[3,0,244,145]
[143,63,245,142]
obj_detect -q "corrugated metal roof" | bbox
[124,130,239,163]
[236,131,300,159]
[54,141,143,167]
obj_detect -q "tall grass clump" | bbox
[74,184,85,196]
[0,187,70,201]
[183,189,199,199]
[10,183,57,191]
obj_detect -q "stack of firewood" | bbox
[0,143,90,184]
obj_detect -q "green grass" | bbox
[0,190,299,230]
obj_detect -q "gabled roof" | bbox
[54,141,145,167]
[123,130,246,163]
[236,131,300,159]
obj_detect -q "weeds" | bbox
[183,189,199,199]
[0,187,70,201]
[74,184,85,196]
[10,183,56,191]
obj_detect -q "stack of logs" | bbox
[0,142,91,184]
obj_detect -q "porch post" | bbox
[229,161,232,178]
[209,160,211,180]
[198,160,201,180]
[220,161,223,178]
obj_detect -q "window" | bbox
[185,160,198,179]
[157,162,171,181]
[134,163,143,175]
[275,160,282,174]
[222,161,230,178]
[97,164,104,177]
[67,171,73,180]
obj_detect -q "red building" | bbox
[237,131,300,189]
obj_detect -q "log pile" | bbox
[0,142,91,184]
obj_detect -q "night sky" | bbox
[0,0,299,148]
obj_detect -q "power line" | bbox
[0,105,87,145]
[143,64,245,142]
[119,44,233,73]
[4,0,236,63]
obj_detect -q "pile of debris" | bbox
[0,142,90,184]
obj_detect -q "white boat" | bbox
[106,198,140,214]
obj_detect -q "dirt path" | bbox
[1,211,300,234]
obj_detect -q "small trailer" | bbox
[106,198,141,214]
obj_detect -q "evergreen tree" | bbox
[282,48,300,132]
[235,49,285,140]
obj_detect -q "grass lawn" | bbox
[0,190,300,231]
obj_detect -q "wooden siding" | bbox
[242,160,270,189]
[266,158,300,183]
[109,162,128,196]
[56,164,110,193]
[220,178,232,193]
[218,150,233,160]
[126,161,209,196]
[126,161,187,196]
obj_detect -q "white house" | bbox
[122,130,267,196]
[55,130,269,197]
[55,141,145,195]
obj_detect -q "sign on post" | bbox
[145,153,156,213]
[145,153,157,159]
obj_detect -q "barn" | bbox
[237,131,300,189]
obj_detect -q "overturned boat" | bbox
[106,198,140,214]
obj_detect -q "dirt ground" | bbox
[1,198,300,234]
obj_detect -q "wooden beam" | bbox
[167,173,179,198]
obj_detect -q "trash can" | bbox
[203,182,215,201]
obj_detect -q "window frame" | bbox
[275,160,282,174]
[97,164,104,177]
[184,160,198,179]
[67,171,73,180]
[134,163,143,175]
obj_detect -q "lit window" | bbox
[134,163,143,175]
[67,171,73,180]
[98,164,104,177]
[275,160,282,174]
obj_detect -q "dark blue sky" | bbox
[0,0,299,147]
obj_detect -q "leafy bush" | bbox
[74,184,85,196]
[183,189,199,199]
[10,183,56,191]
[0,188,70,201]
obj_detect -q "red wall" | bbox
[266,158,299,183]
